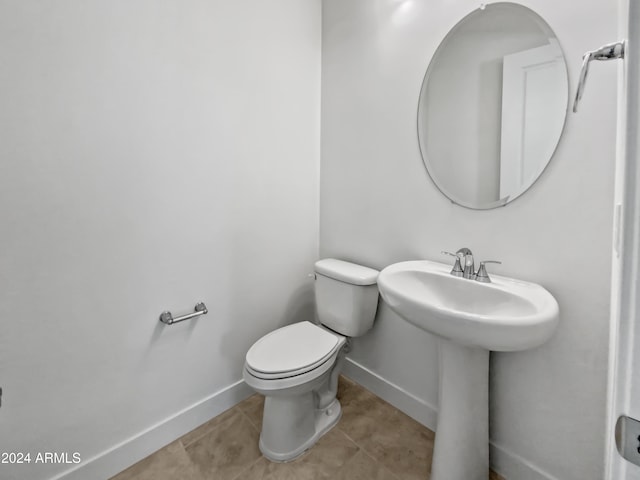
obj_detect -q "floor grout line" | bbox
[237,405,261,433]
[175,439,207,480]
[359,448,403,480]
[229,454,263,480]
[335,417,413,480]
[180,407,240,450]
[334,425,361,452]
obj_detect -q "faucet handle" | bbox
[476,260,502,283]
[441,251,464,277]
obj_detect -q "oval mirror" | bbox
[417,3,568,209]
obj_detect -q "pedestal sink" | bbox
[377,260,559,480]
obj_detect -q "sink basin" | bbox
[377,260,559,351]
[377,260,559,480]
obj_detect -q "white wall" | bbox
[321,0,617,479]
[0,1,320,479]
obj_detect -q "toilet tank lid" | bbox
[314,259,379,286]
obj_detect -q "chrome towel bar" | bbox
[159,302,208,325]
[573,40,625,113]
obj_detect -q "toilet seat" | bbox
[245,321,345,380]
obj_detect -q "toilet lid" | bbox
[246,321,341,376]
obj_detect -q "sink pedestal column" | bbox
[431,339,489,480]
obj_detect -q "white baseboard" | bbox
[342,357,438,430]
[343,357,556,480]
[490,442,559,480]
[52,380,253,480]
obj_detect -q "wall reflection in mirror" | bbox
[417,2,568,209]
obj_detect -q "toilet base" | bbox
[259,397,342,462]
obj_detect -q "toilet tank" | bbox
[314,259,379,337]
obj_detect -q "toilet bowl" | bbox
[243,259,379,462]
[243,321,348,461]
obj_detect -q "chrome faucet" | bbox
[441,248,475,279]
[442,248,502,282]
[457,248,476,279]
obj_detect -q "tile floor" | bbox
[111,376,505,480]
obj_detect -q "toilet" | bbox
[243,258,379,462]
